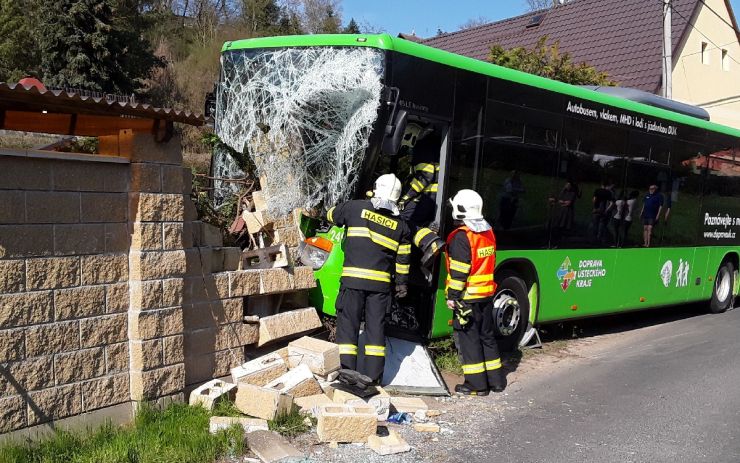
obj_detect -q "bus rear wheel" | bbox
[710,261,735,314]
[492,276,530,352]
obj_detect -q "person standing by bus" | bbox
[640,184,664,247]
[445,189,506,396]
[326,174,412,384]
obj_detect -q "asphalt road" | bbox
[456,305,740,463]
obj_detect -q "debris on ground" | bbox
[247,430,305,463]
[316,404,377,443]
[189,379,237,411]
[209,416,268,434]
[367,428,412,456]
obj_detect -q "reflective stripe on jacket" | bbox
[445,225,497,301]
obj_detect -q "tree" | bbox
[241,0,283,35]
[299,0,341,34]
[343,17,360,34]
[37,0,162,94]
[0,0,40,82]
[488,36,616,86]
[458,16,488,30]
[525,0,571,11]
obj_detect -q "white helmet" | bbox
[373,174,402,202]
[449,189,484,221]
[400,123,423,149]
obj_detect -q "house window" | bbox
[701,42,710,65]
[721,49,730,71]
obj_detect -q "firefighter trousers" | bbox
[453,300,506,391]
[335,286,389,382]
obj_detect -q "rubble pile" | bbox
[192,335,450,462]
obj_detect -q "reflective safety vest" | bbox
[445,226,497,301]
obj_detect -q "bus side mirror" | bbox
[381,109,408,156]
[204,84,217,120]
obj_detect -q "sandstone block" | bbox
[210,247,225,273]
[25,191,80,223]
[209,416,268,434]
[184,348,245,386]
[368,429,411,455]
[130,250,187,280]
[235,383,293,421]
[27,257,80,290]
[184,198,198,222]
[0,291,54,328]
[0,260,24,293]
[287,336,340,376]
[162,278,184,307]
[106,342,129,373]
[330,388,362,404]
[0,328,25,362]
[130,364,185,400]
[0,356,54,395]
[80,314,127,347]
[130,133,183,164]
[260,268,293,294]
[218,322,257,349]
[189,379,237,410]
[132,222,163,251]
[390,396,429,414]
[294,393,333,417]
[130,307,183,340]
[81,192,127,222]
[182,221,194,248]
[263,364,322,399]
[27,384,82,426]
[53,223,106,256]
[106,282,130,313]
[274,226,302,247]
[231,352,287,386]
[104,223,130,253]
[251,191,268,211]
[163,223,185,250]
[55,347,106,384]
[163,334,184,364]
[257,308,322,347]
[316,404,377,443]
[223,248,241,271]
[0,395,26,433]
[81,373,130,411]
[346,387,391,422]
[221,298,244,324]
[292,266,316,290]
[25,320,80,356]
[131,162,162,192]
[131,339,164,371]
[0,224,54,258]
[182,302,219,330]
[181,169,193,195]
[201,222,223,247]
[55,285,106,320]
[247,430,305,463]
[0,157,52,190]
[413,423,440,433]
[130,280,163,310]
[0,190,25,224]
[81,253,128,285]
[243,211,272,234]
[161,165,186,194]
[130,193,185,222]
[229,271,260,297]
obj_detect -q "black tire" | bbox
[492,276,530,352]
[709,261,735,314]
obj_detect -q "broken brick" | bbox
[316,404,377,443]
[231,352,287,386]
[188,379,237,411]
[287,336,340,376]
[235,383,293,421]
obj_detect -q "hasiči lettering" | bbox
[361,209,398,230]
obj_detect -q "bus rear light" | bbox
[299,237,334,270]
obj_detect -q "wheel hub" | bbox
[493,291,521,336]
[716,268,732,302]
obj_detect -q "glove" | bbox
[428,222,440,234]
[395,284,408,299]
[398,200,407,211]
[448,300,472,326]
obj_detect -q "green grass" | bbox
[429,337,463,375]
[0,403,244,463]
[268,407,314,438]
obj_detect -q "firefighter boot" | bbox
[454,384,490,396]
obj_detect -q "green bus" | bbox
[216,34,740,351]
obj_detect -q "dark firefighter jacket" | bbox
[400,136,440,204]
[327,199,412,293]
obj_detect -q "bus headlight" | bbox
[299,237,334,270]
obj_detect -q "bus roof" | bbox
[222,34,740,139]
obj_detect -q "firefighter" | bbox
[326,174,412,383]
[446,189,506,396]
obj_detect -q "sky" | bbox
[342,0,740,38]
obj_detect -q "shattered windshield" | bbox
[216,46,385,217]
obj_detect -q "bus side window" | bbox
[668,141,706,246]
[698,138,740,247]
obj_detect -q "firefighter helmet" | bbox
[374,174,402,202]
[449,189,484,220]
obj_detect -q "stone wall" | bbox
[0,134,317,436]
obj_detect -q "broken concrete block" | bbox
[223,247,241,271]
[264,364,323,398]
[330,388,362,404]
[413,423,440,433]
[287,336,340,376]
[235,383,293,421]
[367,429,411,456]
[247,430,304,463]
[243,211,272,234]
[294,393,333,417]
[390,396,429,414]
[231,352,288,387]
[426,409,442,417]
[209,416,269,434]
[316,404,377,443]
[251,191,268,212]
[274,347,289,364]
[347,387,391,422]
[201,222,224,247]
[243,245,290,271]
[188,379,237,411]
[257,308,322,347]
[313,371,339,383]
